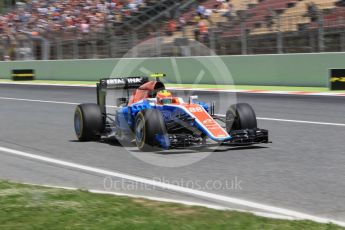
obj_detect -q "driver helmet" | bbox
[156,90,173,104]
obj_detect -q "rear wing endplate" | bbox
[97,77,149,115]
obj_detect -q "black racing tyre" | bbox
[74,103,104,141]
[135,109,168,151]
[226,103,257,132]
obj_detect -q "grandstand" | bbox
[0,0,16,10]
[0,0,345,59]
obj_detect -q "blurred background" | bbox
[0,0,344,60]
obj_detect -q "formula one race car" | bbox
[74,75,269,151]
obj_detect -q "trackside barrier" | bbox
[0,52,344,87]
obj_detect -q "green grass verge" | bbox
[0,181,343,230]
[0,79,343,93]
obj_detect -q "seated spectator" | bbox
[80,19,90,34]
[217,0,233,19]
[198,19,209,42]
[166,19,177,36]
[306,2,319,22]
[197,4,206,17]
[217,0,229,13]
[192,13,201,24]
[204,8,213,20]
[177,16,186,31]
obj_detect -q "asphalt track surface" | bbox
[0,84,345,222]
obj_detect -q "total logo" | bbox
[106,79,125,85]
[106,77,142,85]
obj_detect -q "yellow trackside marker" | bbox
[330,77,345,82]
[150,73,166,78]
[12,74,34,77]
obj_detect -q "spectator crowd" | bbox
[0,0,146,39]
[0,0,234,60]
[165,0,234,43]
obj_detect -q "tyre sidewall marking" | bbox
[75,106,84,139]
[136,112,146,149]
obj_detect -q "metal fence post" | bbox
[182,24,186,38]
[107,33,112,58]
[340,32,345,52]
[0,39,4,60]
[38,36,50,60]
[318,11,325,52]
[277,14,283,54]
[111,36,116,58]
[241,21,247,55]
[91,39,97,59]
[209,28,216,54]
[132,31,138,58]
[155,27,162,57]
[111,34,118,58]
[309,30,316,53]
[73,39,79,59]
[56,39,62,60]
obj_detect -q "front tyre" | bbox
[226,103,257,132]
[135,109,168,151]
[74,103,104,141]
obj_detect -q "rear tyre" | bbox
[226,103,257,132]
[135,109,168,151]
[74,103,104,141]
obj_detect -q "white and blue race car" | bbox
[74,75,269,151]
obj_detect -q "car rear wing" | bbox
[97,77,150,115]
[98,77,149,90]
[97,74,166,114]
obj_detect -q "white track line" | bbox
[0,82,95,88]
[0,97,118,108]
[1,96,345,127]
[0,97,80,105]
[215,114,345,127]
[1,81,344,97]
[257,117,345,127]
[0,146,344,227]
[20,182,297,220]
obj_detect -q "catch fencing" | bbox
[0,2,344,60]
